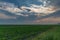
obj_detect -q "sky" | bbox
[0,0,60,24]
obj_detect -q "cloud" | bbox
[33,10,60,24]
[0,0,60,17]
[0,2,29,16]
[0,13,16,19]
[0,0,60,24]
[33,17,60,24]
[0,2,31,17]
[0,1,60,17]
[19,0,60,17]
[20,4,60,17]
[38,0,60,7]
[0,2,20,13]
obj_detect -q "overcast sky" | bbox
[0,0,60,24]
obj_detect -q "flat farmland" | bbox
[0,25,59,40]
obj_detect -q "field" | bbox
[0,25,60,40]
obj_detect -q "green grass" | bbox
[33,26,60,40]
[0,25,59,40]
